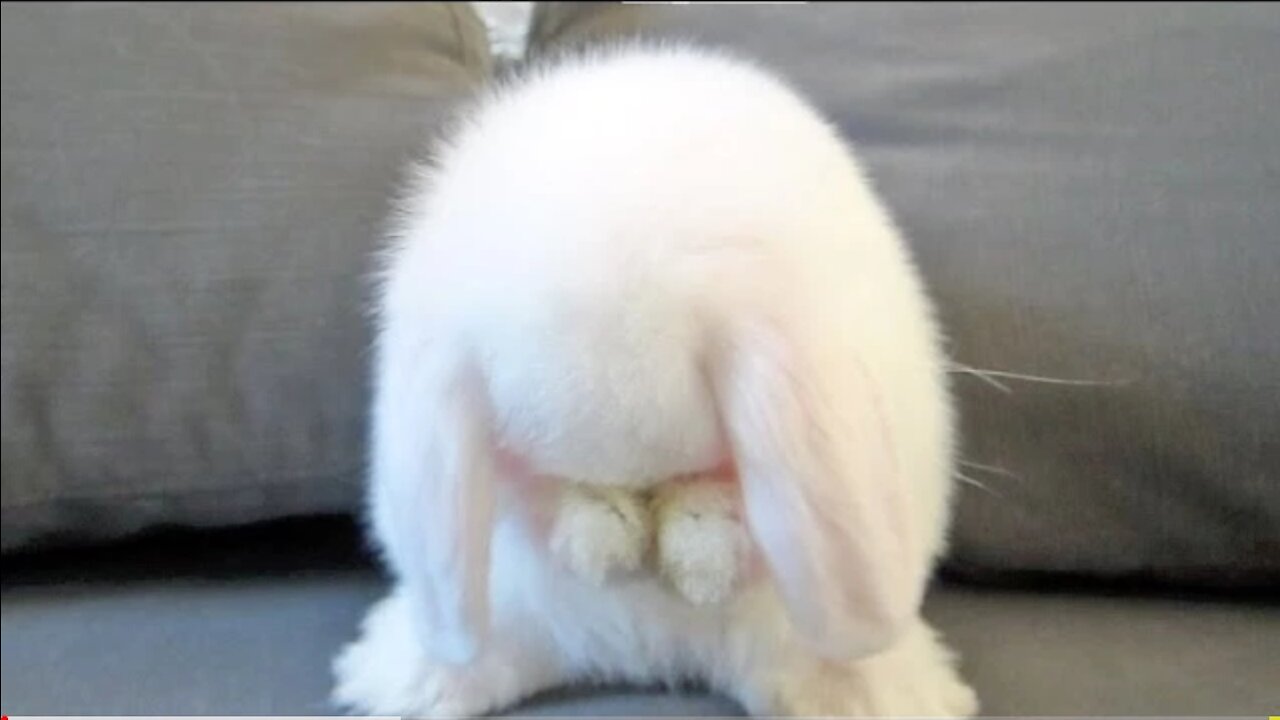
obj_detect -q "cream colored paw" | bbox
[653,479,747,606]
[549,484,650,585]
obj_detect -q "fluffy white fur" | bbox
[333,43,977,717]
[471,2,535,62]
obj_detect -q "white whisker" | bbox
[948,364,1013,393]
[958,459,1021,480]
[952,363,1130,387]
[954,471,1004,499]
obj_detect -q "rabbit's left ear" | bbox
[368,340,495,666]
[712,321,926,660]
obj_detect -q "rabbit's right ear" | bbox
[711,318,925,661]
[368,329,495,666]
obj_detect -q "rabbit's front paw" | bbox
[549,485,649,585]
[653,478,748,606]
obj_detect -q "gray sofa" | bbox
[3,3,1277,715]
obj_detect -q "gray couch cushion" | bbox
[4,1,1277,587]
[2,524,1276,715]
[617,2,1280,585]
[0,3,491,550]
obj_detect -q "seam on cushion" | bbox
[446,2,490,80]
[0,470,365,509]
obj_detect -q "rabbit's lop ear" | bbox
[369,338,495,666]
[714,321,925,660]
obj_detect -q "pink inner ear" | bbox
[709,455,738,481]
[494,445,533,480]
[672,452,738,484]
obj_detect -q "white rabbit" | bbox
[332,42,977,718]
